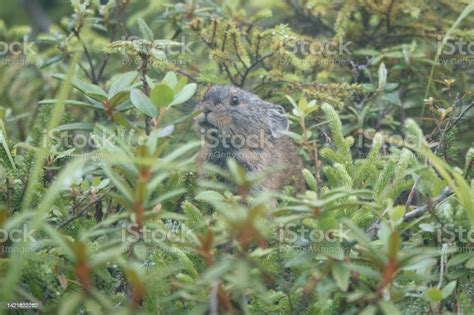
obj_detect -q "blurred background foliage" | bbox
[0,0,473,314]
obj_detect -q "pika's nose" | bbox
[202,103,212,117]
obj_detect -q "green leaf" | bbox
[90,246,126,267]
[442,281,457,298]
[130,89,158,117]
[426,287,443,302]
[377,62,387,91]
[160,141,200,164]
[150,48,166,60]
[109,90,130,107]
[389,206,405,225]
[40,55,63,69]
[39,99,103,110]
[102,164,134,203]
[227,159,246,186]
[137,18,154,41]
[419,223,435,232]
[112,112,133,128]
[146,129,162,154]
[0,129,15,169]
[174,76,188,92]
[360,305,377,315]
[173,249,199,277]
[92,177,101,186]
[150,84,174,108]
[170,83,197,106]
[302,168,318,192]
[54,123,93,131]
[447,253,473,268]
[332,263,350,291]
[53,74,107,101]
[387,230,401,260]
[157,125,174,138]
[42,225,74,259]
[379,301,402,315]
[58,292,82,315]
[162,72,178,88]
[417,148,474,226]
[347,264,379,279]
[195,191,224,202]
[466,257,474,269]
[108,71,138,99]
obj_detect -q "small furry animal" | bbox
[194,85,304,192]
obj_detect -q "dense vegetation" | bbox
[0,0,473,314]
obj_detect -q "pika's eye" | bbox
[231,95,239,106]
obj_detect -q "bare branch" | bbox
[368,187,453,238]
[403,187,453,221]
[58,194,107,229]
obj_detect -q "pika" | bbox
[194,85,304,192]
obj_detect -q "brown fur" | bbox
[194,85,304,192]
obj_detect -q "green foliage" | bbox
[0,0,473,314]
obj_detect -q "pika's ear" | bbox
[267,105,289,138]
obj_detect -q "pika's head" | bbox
[194,85,289,139]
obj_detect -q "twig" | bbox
[403,187,452,221]
[232,34,248,70]
[138,52,151,134]
[239,52,273,87]
[95,0,127,83]
[445,101,474,135]
[405,99,471,212]
[221,24,231,52]
[72,29,96,83]
[222,63,240,86]
[437,244,448,289]
[58,195,106,229]
[386,0,395,31]
[77,56,94,82]
[368,187,453,238]
[175,69,199,82]
[313,143,321,196]
[209,281,219,315]
[405,176,421,209]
